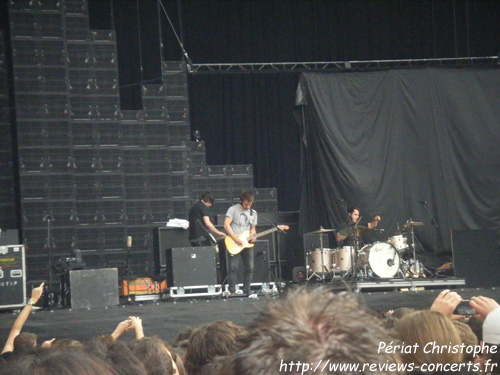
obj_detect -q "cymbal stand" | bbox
[418,201,442,255]
[306,233,327,281]
[408,220,421,278]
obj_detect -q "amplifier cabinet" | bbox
[153,227,191,274]
[69,268,119,309]
[166,247,218,287]
[0,245,26,309]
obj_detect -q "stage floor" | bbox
[1,281,499,346]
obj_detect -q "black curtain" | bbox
[188,73,301,211]
[298,68,500,254]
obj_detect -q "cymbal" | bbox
[338,225,369,237]
[307,227,336,234]
[404,221,424,227]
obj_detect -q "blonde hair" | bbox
[396,310,463,368]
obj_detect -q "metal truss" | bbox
[190,56,499,74]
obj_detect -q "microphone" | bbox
[387,258,395,267]
[127,236,132,248]
[417,200,427,205]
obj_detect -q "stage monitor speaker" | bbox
[451,229,500,288]
[303,233,330,253]
[0,245,26,309]
[69,268,119,309]
[154,227,191,274]
[166,246,218,287]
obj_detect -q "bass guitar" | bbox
[225,225,289,255]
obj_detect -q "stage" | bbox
[1,280,499,346]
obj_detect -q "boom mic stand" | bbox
[254,211,285,296]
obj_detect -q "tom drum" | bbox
[307,249,334,273]
[333,246,354,272]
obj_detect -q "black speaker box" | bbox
[451,229,500,288]
[69,268,119,309]
[0,229,20,246]
[154,227,191,273]
[166,246,218,287]
[0,245,26,308]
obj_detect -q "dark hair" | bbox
[130,336,176,375]
[347,206,359,215]
[13,332,37,353]
[184,320,246,375]
[200,192,214,205]
[0,350,119,375]
[240,191,254,203]
[84,338,148,375]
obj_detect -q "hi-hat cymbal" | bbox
[404,221,424,227]
[338,225,369,237]
[307,227,336,234]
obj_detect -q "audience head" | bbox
[453,320,478,362]
[396,310,463,368]
[50,338,83,350]
[0,349,118,375]
[130,336,179,375]
[221,285,401,375]
[184,320,246,375]
[85,339,148,375]
[13,332,37,353]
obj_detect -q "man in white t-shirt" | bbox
[224,191,257,296]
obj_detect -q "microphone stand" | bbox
[43,212,55,308]
[255,211,285,296]
[125,236,132,302]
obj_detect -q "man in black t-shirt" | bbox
[336,206,381,249]
[188,192,226,246]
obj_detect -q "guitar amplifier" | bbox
[166,246,218,287]
[0,245,26,309]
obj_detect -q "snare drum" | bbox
[333,246,354,272]
[388,234,408,253]
[307,249,334,273]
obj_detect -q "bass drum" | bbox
[358,242,400,278]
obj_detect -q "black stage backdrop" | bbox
[297,68,500,253]
[81,0,500,213]
[188,73,301,208]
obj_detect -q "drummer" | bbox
[336,207,381,248]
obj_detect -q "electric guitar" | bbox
[225,225,289,255]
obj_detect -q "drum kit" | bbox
[305,220,426,281]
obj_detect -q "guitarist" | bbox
[188,192,226,246]
[224,191,257,296]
